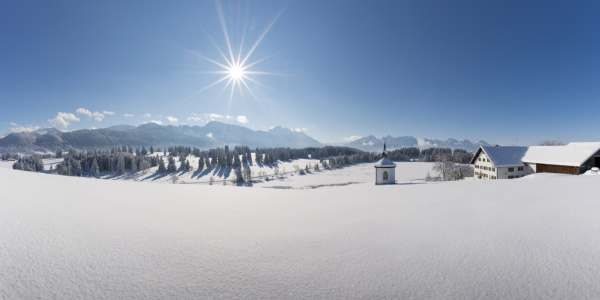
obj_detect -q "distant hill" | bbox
[0,122,323,152]
[345,135,489,152]
[0,122,489,153]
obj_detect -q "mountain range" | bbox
[345,135,490,152]
[0,121,488,152]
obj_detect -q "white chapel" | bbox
[374,142,396,185]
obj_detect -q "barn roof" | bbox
[374,157,396,168]
[522,142,600,167]
[470,146,529,167]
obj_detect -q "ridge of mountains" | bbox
[345,135,490,152]
[0,121,488,152]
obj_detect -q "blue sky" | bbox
[2,0,599,146]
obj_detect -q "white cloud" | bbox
[362,141,374,146]
[344,136,362,142]
[226,115,234,119]
[143,113,151,118]
[102,111,115,115]
[292,128,307,132]
[150,120,162,125]
[76,108,106,121]
[187,116,202,122]
[207,113,224,120]
[76,108,92,117]
[48,112,80,128]
[92,112,104,121]
[9,122,41,133]
[417,138,437,147]
[236,116,249,124]
[166,116,178,123]
[124,114,134,117]
[206,132,214,139]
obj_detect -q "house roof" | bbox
[470,146,529,167]
[374,157,396,168]
[522,142,600,167]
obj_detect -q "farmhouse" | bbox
[471,146,531,179]
[522,142,600,175]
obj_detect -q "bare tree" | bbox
[539,139,565,146]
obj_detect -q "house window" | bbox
[487,159,490,162]
[508,167,514,172]
[383,171,388,180]
[518,167,523,171]
[492,167,495,171]
[508,175,514,179]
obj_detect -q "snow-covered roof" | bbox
[471,146,529,167]
[374,157,396,167]
[522,142,600,167]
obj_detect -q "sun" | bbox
[228,64,245,81]
[186,2,287,110]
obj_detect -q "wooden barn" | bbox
[522,142,600,175]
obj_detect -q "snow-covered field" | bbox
[1,160,600,298]
[35,155,435,188]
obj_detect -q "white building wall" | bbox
[473,152,497,180]
[497,165,534,179]
[473,151,534,180]
[375,167,395,184]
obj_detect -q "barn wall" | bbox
[536,164,578,175]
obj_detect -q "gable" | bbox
[472,146,528,167]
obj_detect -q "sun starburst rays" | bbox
[188,1,287,111]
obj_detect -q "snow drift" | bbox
[1,165,600,298]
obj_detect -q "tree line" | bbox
[11,145,475,179]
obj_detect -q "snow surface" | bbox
[2,162,600,298]
[479,146,528,167]
[523,142,600,167]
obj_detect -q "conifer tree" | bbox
[157,157,166,173]
[116,153,126,175]
[90,158,100,178]
[167,156,177,172]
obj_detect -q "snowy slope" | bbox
[1,164,600,298]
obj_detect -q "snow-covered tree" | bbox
[131,159,138,173]
[234,167,244,182]
[243,166,252,182]
[157,157,166,173]
[140,159,150,174]
[90,158,100,178]
[167,156,177,172]
[116,153,126,175]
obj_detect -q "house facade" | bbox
[471,146,532,180]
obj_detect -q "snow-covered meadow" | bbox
[1,160,600,298]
